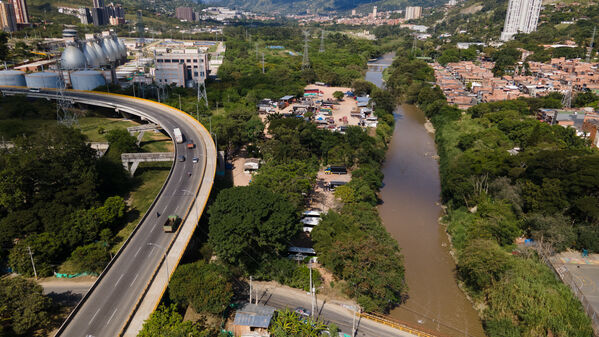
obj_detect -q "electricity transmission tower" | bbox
[56,62,77,126]
[136,10,145,46]
[586,26,596,63]
[319,30,325,53]
[197,78,208,108]
[302,30,311,70]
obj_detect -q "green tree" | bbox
[351,79,375,96]
[139,304,210,337]
[208,186,300,270]
[105,128,139,160]
[0,276,51,336]
[0,32,7,62]
[169,261,233,315]
[251,160,317,210]
[457,239,510,292]
[270,309,328,337]
[332,90,344,101]
[9,233,63,277]
[67,242,111,274]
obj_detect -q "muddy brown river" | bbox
[367,54,485,337]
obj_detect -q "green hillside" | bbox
[200,0,446,15]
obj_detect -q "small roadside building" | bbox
[232,303,276,337]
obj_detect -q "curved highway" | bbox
[0,87,216,337]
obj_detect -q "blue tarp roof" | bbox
[233,304,276,328]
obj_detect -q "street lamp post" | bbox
[147,242,169,283]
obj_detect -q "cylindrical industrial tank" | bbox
[0,70,26,86]
[70,70,106,91]
[92,41,108,65]
[116,38,127,59]
[61,45,87,70]
[107,38,119,61]
[100,38,116,62]
[25,72,62,89]
[82,43,100,68]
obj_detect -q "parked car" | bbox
[294,307,311,317]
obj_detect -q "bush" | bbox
[67,242,111,274]
[169,261,233,315]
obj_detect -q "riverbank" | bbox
[368,53,485,336]
[391,53,594,336]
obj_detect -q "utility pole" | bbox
[249,276,253,304]
[310,263,315,318]
[262,53,265,74]
[352,307,357,337]
[319,30,325,53]
[197,78,208,108]
[27,246,37,279]
[178,94,181,110]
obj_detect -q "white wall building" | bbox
[405,6,422,20]
[500,0,542,41]
[154,48,208,87]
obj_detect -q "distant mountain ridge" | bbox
[199,0,445,15]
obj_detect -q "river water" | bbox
[367,54,485,337]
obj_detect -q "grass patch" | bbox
[140,130,174,153]
[0,117,139,141]
[111,161,172,253]
[76,117,139,142]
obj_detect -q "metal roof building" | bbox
[233,303,275,329]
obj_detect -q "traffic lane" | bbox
[258,289,415,337]
[57,98,206,336]
[0,88,209,336]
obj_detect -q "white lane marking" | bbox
[105,308,118,327]
[134,246,142,257]
[129,273,139,288]
[89,307,101,325]
[114,273,124,288]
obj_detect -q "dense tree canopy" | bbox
[0,276,51,336]
[139,304,211,337]
[208,185,299,271]
[169,261,233,315]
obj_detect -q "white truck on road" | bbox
[173,128,183,143]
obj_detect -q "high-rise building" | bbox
[175,7,194,22]
[92,7,106,25]
[9,0,28,24]
[500,0,542,41]
[0,1,17,32]
[405,6,422,20]
[92,0,104,8]
[78,7,92,24]
[372,6,377,18]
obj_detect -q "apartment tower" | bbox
[0,1,16,32]
[405,6,422,20]
[9,0,28,24]
[500,0,542,41]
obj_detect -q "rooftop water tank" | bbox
[0,70,26,86]
[61,45,87,70]
[70,70,106,91]
[25,72,62,89]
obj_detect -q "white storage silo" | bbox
[92,41,108,65]
[117,38,127,59]
[0,70,26,86]
[25,72,62,89]
[100,38,116,62]
[70,70,106,91]
[61,45,87,70]
[82,42,100,68]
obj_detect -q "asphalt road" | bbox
[0,88,210,337]
[255,285,419,337]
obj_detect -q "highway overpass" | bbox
[0,87,217,337]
